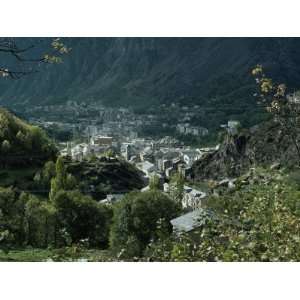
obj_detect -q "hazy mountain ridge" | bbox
[1,38,300,112]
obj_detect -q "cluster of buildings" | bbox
[15,100,246,233]
[176,123,209,136]
[118,136,216,213]
[120,136,218,180]
[60,135,114,160]
[220,120,241,136]
[287,92,300,104]
[61,131,216,213]
[20,100,213,147]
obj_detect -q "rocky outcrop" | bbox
[192,121,299,180]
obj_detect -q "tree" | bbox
[24,193,57,248]
[252,65,300,164]
[110,190,180,257]
[33,161,56,192]
[52,190,113,247]
[149,174,160,190]
[66,173,77,190]
[0,38,70,79]
[55,156,67,187]
[42,161,56,185]
[0,188,58,249]
[49,157,79,200]
[16,130,25,145]
[0,188,27,247]
[169,172,185,205]
[49,157,67,201]
[1,140,10,153]
[104,149,115,158]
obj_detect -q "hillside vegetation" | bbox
[144,167,300,262]
[0,108,57,167]
[64,157,145,199]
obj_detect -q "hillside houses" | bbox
[140,146,154,162]
[176,123,209,136]
[287,92,300,104]
[136,161,155,176]
[61,128,217,182]
[182,186,207,210]
[221,120,241,136]
[60,131,209,214]
[121,143,136,161]
[119,138,204,180]
[181,149,202,167]
[162,183,206,211]
[91,135,113,146]
[61,135,115,161]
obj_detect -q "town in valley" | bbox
[7,99,241,232]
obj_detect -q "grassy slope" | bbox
[0,248,114,262]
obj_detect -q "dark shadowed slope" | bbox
[1,38,300,120]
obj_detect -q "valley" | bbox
[1,38,300,262]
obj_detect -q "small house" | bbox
[170,208,214,234]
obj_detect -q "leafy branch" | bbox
[0,38,71,79]
[252,65,300,164]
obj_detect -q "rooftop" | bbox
[170,208,213,233]
[136,161,155,172]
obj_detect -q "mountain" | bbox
[1,38,300,125]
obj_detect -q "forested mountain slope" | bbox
[1,38,300,110]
